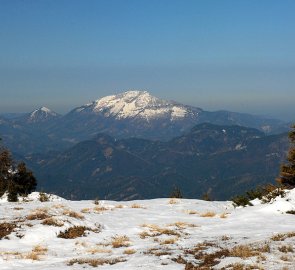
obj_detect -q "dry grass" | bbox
[13,207,23,210]
[229,244,259,258]
[62,209,84,220]
[140,224,180,239]
[169,221,198,229]
[278,245,294,253]
[130,203,144,209]
[24,252,40,261]
[93,206,109,212]
[280,255,291,261]
[52,204,66,209]
[27,208,50,220]
[68,257,126,267]
[58,226,90,239]
[219,212,228,218]
[221,235,231,241]
[160,237,178,245]
[271,232,295,241]
[200,211,216,217]
[0,222,16,239]
[123,248,136,255]
[115,204,125,208]
[75,240,88,247]
[146,248,172,257]
[41,217,64,227]
[24,245,48,261]
[87,247,112,254]
[32,245,48,255]
[168,198,179,204]
[186,210,198,215]
[111,235,130,248]
[81,208,91,213]
[224,263,265,270]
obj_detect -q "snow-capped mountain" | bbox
[71,90,201,121]
[25,106,60,123]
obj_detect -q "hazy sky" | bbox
[0,0,294,120]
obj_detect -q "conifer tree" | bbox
[277,124,295,188]
[0,138,37,201]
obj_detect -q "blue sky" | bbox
[0,0,294,120]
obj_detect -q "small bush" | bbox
[229,245,259,258]
[278,245,293,253]
[0,222,16,239]
[58,226,90,239]
[39,192,50,202]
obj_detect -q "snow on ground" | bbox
[0,190,295,270]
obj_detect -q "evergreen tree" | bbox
[0,149,13,196]
[277,124,295,188]
[170,185,183,198]
[13,162,37,196]
[0,138,37,201]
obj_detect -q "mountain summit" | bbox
[72,90,200,121]
[27,106,60,123]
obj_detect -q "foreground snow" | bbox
[0,190,295,270]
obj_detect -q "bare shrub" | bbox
[0,222,16,239]
[229,245,259,258]
[278,245,294,253]
[58,226,90,239]
[39,192,50,202]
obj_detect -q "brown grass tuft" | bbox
[111,235,130,248]
[229,244,259,258]
[219,212,228,218]
[271,232,295,241]
[0,222,16,239]
[41,217,64,227]
[87,247,112,254]
[58,226,90,239]
[27,208,50,220]
[131,203,144,209]
[200,211,216,217]
[160,237,178,245]
[278,245,294,253]
[168,198,178,204]
[123,248,136,255]
[62,209,84,220]
[68,257,126,267]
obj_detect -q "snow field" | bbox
[0,190,295,269]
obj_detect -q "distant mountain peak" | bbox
[28,106,59,123]
[74,90,196,121]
